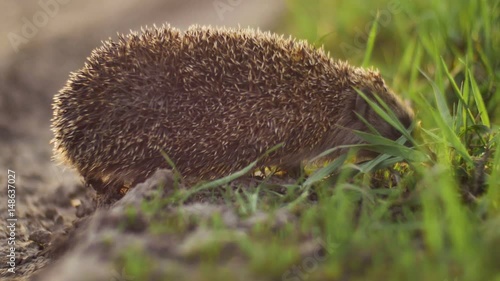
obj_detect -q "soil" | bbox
[0,1,285,280]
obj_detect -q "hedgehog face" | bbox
[353,86,414,141]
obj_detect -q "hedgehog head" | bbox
[346,69,414,150]
[324,68,414,159]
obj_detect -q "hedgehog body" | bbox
[51,24,413,194]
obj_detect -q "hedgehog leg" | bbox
[85,177,122,206]
[85,178,107,194]
[97,188,126,207]
[279,163,304,179]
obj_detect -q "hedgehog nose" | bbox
[409,120,422,145]
[402,120,420,148]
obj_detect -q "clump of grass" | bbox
[279,0,500,280]
[116,245,156,280]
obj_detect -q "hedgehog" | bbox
[51,24,413,201]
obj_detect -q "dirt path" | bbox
[0,1,285,279]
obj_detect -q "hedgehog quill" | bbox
[51,24,413,200]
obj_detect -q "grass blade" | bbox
[362,12,379,67]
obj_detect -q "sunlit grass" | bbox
[279,0,499,280]
[117,1,499,280]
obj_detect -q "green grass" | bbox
[117,0,500,280]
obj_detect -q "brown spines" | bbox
[51,24,413,196]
